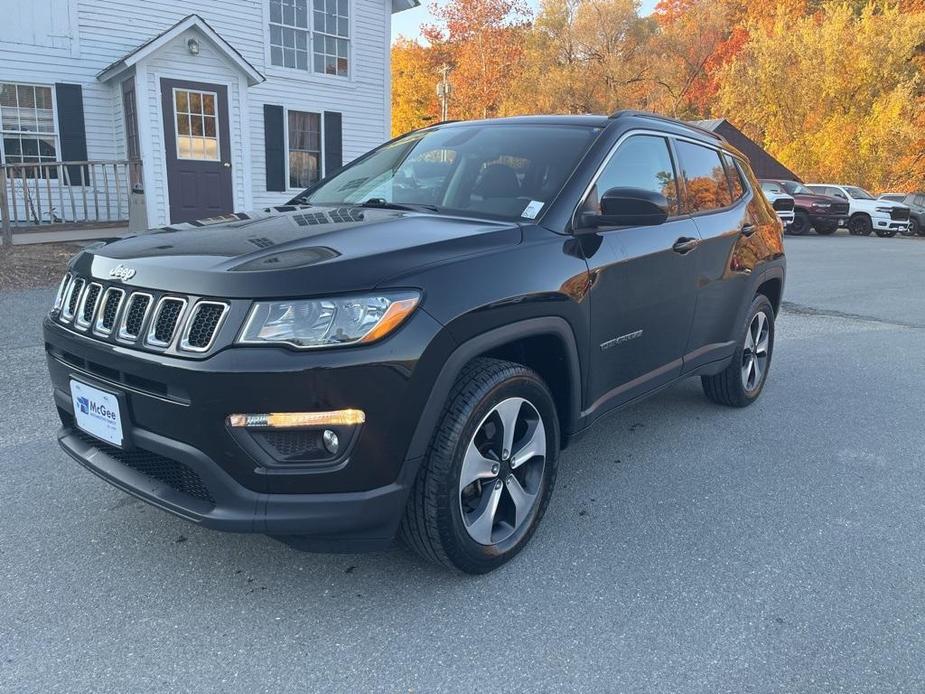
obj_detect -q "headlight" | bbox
[875,206,892,213]
[238,291,420,349]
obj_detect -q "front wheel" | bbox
[702,295,775,407]
[815,223,837,236]
[401,358,559,573]
[788,210,810,235]
[906,218,919,236]
[848,214,873,236]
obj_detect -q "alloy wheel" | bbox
[741,311,770,393]
[458,397,546,546]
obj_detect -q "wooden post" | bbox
[0,167,11,247]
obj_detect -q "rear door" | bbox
[581,134,701,411]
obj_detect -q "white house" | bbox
[0,0,417,228]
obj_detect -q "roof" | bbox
[97,14,264,86]
[392,0,421,11]
[690,118,801,182]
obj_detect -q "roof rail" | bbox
[608,109,725,142]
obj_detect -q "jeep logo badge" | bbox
[109,264,136,281]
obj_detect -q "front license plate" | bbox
[70,379,123,447]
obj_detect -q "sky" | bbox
[391,0,660,43]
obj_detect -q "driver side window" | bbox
[583,135,680,216]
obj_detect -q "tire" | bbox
[875,228,897,238]
[907,218,920,236]
[400,357,559,574]
[701,294,775,408]
[814,223,837,236]
[848,214,872,236]
[788,209,810,235]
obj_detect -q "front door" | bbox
[581,134,701,412]
[160,79,233,223]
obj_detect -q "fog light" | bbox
[322,429,339,454]
[227,409,365,429]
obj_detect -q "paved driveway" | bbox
[2,235,924,693]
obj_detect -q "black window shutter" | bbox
[323,111,342,176]
[54,83,88,184]
[264,104,286,192]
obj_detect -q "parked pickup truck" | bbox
[759,181,795,229]
[879,192,925,236]
[807,184,910,237]
[760,179,848,236]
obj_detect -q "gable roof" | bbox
[97,14,264,86]
[392,0,421,11]
[689,118,801,182]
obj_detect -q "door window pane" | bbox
[585,135,679,216]
[174,89,220,161]
[721,152,746,201]
[675,140,733,213]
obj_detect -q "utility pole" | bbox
[436,64,452,122]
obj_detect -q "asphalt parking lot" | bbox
[2,233,924,693]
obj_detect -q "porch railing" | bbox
[0,160,142,245]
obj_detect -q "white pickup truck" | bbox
[759,181,795,229]
[806,184,910,237]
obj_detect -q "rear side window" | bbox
[675,140,732,213]
[721,152,746,201]
[584,135,680,216]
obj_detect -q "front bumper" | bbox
[44,310,449,542]
[871,213,909,232]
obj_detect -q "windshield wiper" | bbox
[358,198,440,213]
[287,194,313,205]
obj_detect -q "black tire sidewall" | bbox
[849,214,872,235]
[439,370,559,572]
[789,210,809,235]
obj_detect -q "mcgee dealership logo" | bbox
[77,395,118,422]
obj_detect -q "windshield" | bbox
[761,182,784,194]
[782,181,813,195]
[300,124,601,221]
[845,186,875,200]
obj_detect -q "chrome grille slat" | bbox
[54,273,72,312]
[146,297,187,348]
[118,292,153,342]
[75,283,103,330]
[179,301,229,353]
[93,287,125,336]
[62,278,85,321]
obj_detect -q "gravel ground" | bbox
[0,243,81,290]
[1,234,924,693]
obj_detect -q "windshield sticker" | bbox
[521,200,544,219]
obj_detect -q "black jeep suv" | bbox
[45,111,785,573]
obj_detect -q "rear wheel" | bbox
[401,358,559,574]
[702,295,775,408]
[788,209,810,235]
[848,214,872,236]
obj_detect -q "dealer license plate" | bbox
[70,379,124,447]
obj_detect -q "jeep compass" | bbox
[44,111,785,574]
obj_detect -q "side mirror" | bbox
[577,187,669,232]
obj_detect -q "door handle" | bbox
[672,236,700,254]
[741,223,756,237]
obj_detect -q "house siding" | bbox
[1,0,393,226]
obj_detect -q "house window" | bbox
[288,110,321,188]
[313,0,349,76]
[0,83,57,175]
[269,0,349,76]
[122,78,142,187]
[270,0,310,71]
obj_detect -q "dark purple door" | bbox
[160,79,233,223]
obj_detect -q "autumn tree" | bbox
[717,1,925,190]
[422,0,532,120]
[391,38,440,136]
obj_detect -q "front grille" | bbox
[832,202,849,215]
[69,424,215,504]
[181,302,227,351]
[891,207,910,221]
[148,298,186,346]
[773,198,794,212]
[54,273,230,356]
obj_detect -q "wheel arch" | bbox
[405,317,583,461]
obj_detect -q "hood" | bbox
[72,206,522,298]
